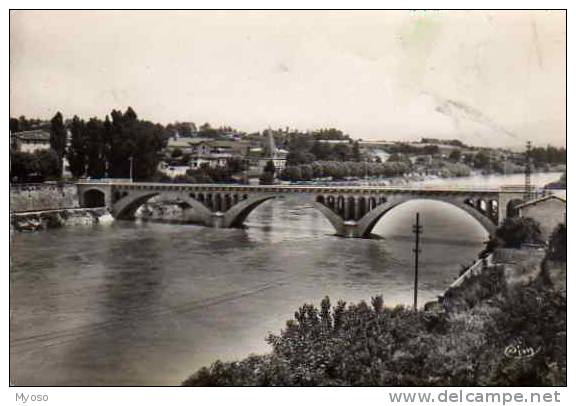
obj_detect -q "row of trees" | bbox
[10,108,168,182]
[9,116,48,133]
[280,160,410,181]
[529,146,567,167]
[280,128,359,166]
[65,108,167,180]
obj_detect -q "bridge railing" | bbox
[75,180,515,193]
[77,178,133,184]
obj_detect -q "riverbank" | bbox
[10,207,112,232]
[182,245,566,386]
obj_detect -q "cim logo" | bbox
[504,337,542,359]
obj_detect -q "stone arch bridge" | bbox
[77,181,528,238]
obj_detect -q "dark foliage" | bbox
[183,274,565,386]
[63,107,168,180]
[280,161,410,181]
[547,224,566,262]
[67,116,87,178]
[10,149,61,182]
[495,217,544,248]
[529,146,566,168]
[50,112,67,174]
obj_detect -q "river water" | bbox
[10,172,563,386]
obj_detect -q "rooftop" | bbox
[11,130,51,142]
[516,194,566,209]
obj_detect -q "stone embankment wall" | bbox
[10,183,79,212]
[11,208,112,232]
[10,183,113,232]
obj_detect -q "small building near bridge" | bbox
[516,195,566,240]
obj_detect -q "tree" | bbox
[50,112,67,176]
[473,151,490,169]
[423,145,439,155]
[106,107,168,180]
[310,140,331,160]
[177,123,193,137]
[198,122,220,138]
[547,223,566,262]
[449,149,462,162]
[32,149,61,179]
[85,118,106,178]
[9,117,20,133]
[280,166,302,181]
[67,116,87,178]
[263,160,276,175]
[171,148,183,158]
[10,149,61,182]
[287,150,315,166]
[260,160,276,185]
[181,153,192,165]
[352,141,361,162]
[495,217,544,248]
[10,151,29,182]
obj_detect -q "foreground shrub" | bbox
[183,282,565,386]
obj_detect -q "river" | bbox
[9,172,564,386]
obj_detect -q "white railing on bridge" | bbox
[78,178,133,184]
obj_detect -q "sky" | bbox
[10,10,566,148]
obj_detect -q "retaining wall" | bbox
[10,183,79,212]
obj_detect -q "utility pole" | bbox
[129,157,134,182]
[412,212,422,310]
[524,141,532,201]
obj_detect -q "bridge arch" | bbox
[112,190,213,225]
[356,196,497,238]
[81,188,107,208]
[221,194,346,235]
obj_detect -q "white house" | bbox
[10,130,51,153]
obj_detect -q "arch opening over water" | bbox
[241,196,340,236]
[82,189,106,208]
[367,198,493,241]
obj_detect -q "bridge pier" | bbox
[342,221,361,238]
[211,212,225,228]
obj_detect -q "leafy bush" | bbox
[10,149,62,182]
[480,284,566,386]
[547,223,566,262]
[495,217,544,248]
[183,280,565,386]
